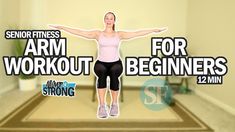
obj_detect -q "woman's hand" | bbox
[48,24,63,30]
[153,27,168,33]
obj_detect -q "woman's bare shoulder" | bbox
[117,31,127,39]
[94,30,102,36]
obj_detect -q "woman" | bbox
[49,12,166,119]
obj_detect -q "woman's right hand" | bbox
[48,24,63,30]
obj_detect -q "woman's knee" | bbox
[109,76,120,91]
[109,63,123,77]
[94,62,108,88]
[97,78,107,88]
[94,63,107,77]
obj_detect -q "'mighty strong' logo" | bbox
[42,80,76,97]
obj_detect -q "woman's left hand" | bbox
[153,27,168,33]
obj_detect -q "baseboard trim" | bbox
[193,88,235,116]
[0,83,17,95]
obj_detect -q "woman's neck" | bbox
[104,27,114,33]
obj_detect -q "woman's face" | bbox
[104,13,115,28]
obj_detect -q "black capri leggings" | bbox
[94,59,123,91]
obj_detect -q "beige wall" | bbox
[0,0,19,93]
[1,0,234,113]
[36,0,188,86]
[1,0,188,91]
[12,0,188,86]
[187,0,235,111]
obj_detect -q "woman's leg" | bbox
[94,62,108,105]
[109,62,123,116]
[109,62,123,101]
[98,88,107,105]
[110,90,119,104]
[94,61,109,118]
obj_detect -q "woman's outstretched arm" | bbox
[49,25,100,40]
[118,28,167,40]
